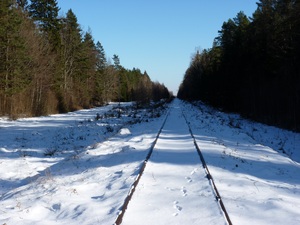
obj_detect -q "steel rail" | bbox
[114,104,232,225]
[114,110,170,225]
[182,111,233,225]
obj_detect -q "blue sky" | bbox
[57,0,258,94]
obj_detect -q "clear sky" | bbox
[57,0,258,95]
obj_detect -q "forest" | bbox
[0,0,171,118]
[178,0,300,131]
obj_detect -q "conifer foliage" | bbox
[0,0,171,118]
[178,0,300,131]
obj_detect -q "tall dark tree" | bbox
[112,54,121,70]
[95,41,107,71]
[93,41,106,104]
[112,54,121,103]
[56,9,83,111]
[0,0,32,115]
[60,9,82,88]
[29,0,61,49]
[178,50,203,100]
[79,30,97,107]
[0,1,171,118]
[179,0,300,131]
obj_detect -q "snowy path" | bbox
[121,101,226,225]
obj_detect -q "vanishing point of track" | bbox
[114,104,232,225]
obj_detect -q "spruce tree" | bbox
[95,41,107,71]
[112,54,121,70]
[79,30,97,107]
[0,0,33,115]
[55,9,82,111]
[60,9,82,88]
[81,31,97,78]
[29,0,61,50]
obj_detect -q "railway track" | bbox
[182,111,232,225]
[114,100,232,225]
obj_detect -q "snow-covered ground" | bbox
[1,99,300,224]
[182,101,300,224]
[0,102,168,224]
[121,103,226,225]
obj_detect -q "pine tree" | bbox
[81,30,97,79]
[95,41,107,71]
[78,30,97,108]
[55,9,83,111]
[112,54,121,103]
[112,54,121,70]
[0,0,32,115]
[93,41,107,104]
[60,9,82,90]
[29,0,61,50]
[179,0,300,130]
[177,50,203,100]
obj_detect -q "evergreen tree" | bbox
[179,0,300,131]
[0,1,171,117]
[79,30,97,108]
[112,54,121,102]
[178,50,203,100]
[0,0,32,115]
[95,41,107,71]
[57,9,83,111]
[112,54,121,70]
[29,0,61,50]
[93,41,107,104]
[61,8,82,85]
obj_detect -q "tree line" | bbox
[0,0,171,118]
[178,0,300,131]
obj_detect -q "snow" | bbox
[119,128,131,136]
[182,101,300,224]
[1,99,300,225]
[121,105,225,225]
